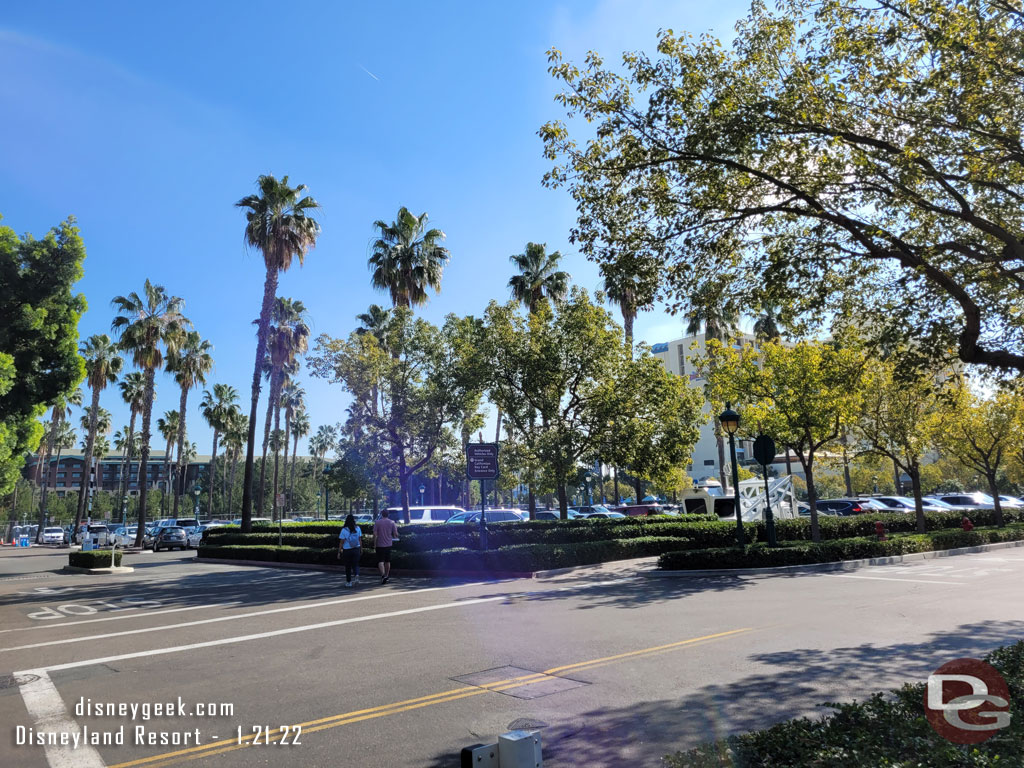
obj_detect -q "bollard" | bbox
[874,521,887,542]
[962,517,974,532]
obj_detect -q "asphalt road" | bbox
[1,543,1023,768]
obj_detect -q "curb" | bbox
[644,539,1024,577]
[62,565,135,575]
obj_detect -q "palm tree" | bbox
[166,331,213,515]
[309,424,337,515]
[368,207,449,308]
[157,410,180,516]
[289,409,310,515]
[111,280,189,546]
[753,304,781,343]
[36,387,82,537]
[113,425,140,505]
[355,304,392,337]
[76,405,111,527]
[49,421,76,506]
[201,384,238,518]
[222,408,247,516]
[73,335,122,537]
[279,381,305,516]
[117,371,146,510]
[260,298,309,520]
[236,175,320,532]
[508,242,569,314]
[79,407,112,439]
[685,283,740,491]
[603,271,645,350]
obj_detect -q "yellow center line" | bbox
[107,627,753,768]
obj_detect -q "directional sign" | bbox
[466,443,499,480]
[753,434,777,467]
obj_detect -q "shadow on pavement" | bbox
[420,619,1024,767]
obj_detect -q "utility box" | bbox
[461,743,499,768]
[498,730,542,768]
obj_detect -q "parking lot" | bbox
[2,543,1024,767]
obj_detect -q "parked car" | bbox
[353,514,373,524]
[928,494,994,510]
[618,504,666,517]
[155,517,200,530]
[584,511,626,519]
[444,510,524,525]
[815,499,886,516]
[186,524,218,547]
[872,496,947,514]
[112,526,139,547]
[998,495,1024,509]
[385,506,466,525]
[570,505,612,516]
[82,524,111,548]
[152,526,188,552]
[41,527,65,546]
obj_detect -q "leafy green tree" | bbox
[0,217,86,497]
[369,208,449,309]
[308,310,481,522]
[854,359,948,532]
[541,0,1024,374]
[73,335,122,536]
[701,339,866,542]
[933,383,1021,527]
[111,280,189,545]
[166,331,212,515]
[236,174,321,531]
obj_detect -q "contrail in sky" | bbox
[358,64,380,81]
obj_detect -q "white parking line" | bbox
[17,669,104,768]
[0,602,243,634]
[823,574,964,585]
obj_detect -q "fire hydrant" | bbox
[962,517,974,532]
[875,521,888,541]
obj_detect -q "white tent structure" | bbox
[679,475,800,522]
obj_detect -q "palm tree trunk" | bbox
[133,368,156,547]
[272,397,283,521]
[256,370,276,517]
[495,409,502,444]
[163,436,173,517]
[208,430,219,519]
[120,411,137,510]
[241,267,278,531]
[35,418,58,541]
[228,448,239,517]
[74,386,101,534]
[613,466,620,506]
[282,408,291,515]
[172,386,189,516]
[289,432,300,516]
[220,444,229,510]
[624,310,635,351]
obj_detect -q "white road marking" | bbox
[0,602,243,634]
[17,669,104,768]
[0,582,501,651]
[823,574,964,585]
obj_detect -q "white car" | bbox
[112,526,139,547]
[385,506,466,525]
[187,524,222,547]
[41,527,65,545]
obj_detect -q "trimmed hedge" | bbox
[759,508,1024,542]
[658,523,1024,570]
[69,550,123,568]
[198,535,694,572]
[665,641,1024,767]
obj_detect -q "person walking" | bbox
[373,509,399,584]
[337,514,362,587]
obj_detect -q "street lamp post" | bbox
[419,484,425,506]
[873,475,879,495]
[193,486,200,518]
[585,473,593,506]
[719,403,744,547]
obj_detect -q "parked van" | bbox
[384,506,465,524]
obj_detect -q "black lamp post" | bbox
[719,403,744,546]
[193,486,200,518]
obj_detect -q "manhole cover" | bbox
[0,673,39,690]
[452,666,589,700]
[509,718,549,730]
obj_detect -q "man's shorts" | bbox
[377,546,392,563]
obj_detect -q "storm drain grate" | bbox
[451,665,589,700]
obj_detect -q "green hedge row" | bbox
[69,550,123,568]
[658,523,1024,570]
[198,535,694,572]
[758,508,1024,542]
[665,641,1024,767]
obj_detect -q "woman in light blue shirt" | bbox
[337,515,362,587]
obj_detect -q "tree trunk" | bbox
[74,386,101,534]
[803,456,820,543]
[208,430,219,519]
[133,368,157,547]
[163,435,173,517]
[281,408,291,515]
[892,458,901,494]
[527,485,536,520]
[613,467,620,506]
[624,311,634,352]
[909,465,926,534]
[556,481,568,520]
[220,440,229,510]
[842,433,853,497]
[633,474,643,504]
[785,451,793,477]
[173,386,189,516]
[495,409,502,444]
[256,369,276,518]
[227,448,239,517]
[716,427,728,491]
[988,472,1005,527]
[289,431,300,516]
[120,411,137,511]
[271,397,283,522]
[35,417,58,542]
[241,266,278,532]
[399,453,411,524]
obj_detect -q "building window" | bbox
[703,460,715,466]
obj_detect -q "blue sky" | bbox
[1,0,747,456]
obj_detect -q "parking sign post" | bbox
[466,443,499,551]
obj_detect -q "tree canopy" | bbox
[542,0,1024,374]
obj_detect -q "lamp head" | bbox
[719,403,740,436]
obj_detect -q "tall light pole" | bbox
[719,403,744,546]
[585,473,593,506]
[193,486,200,519]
